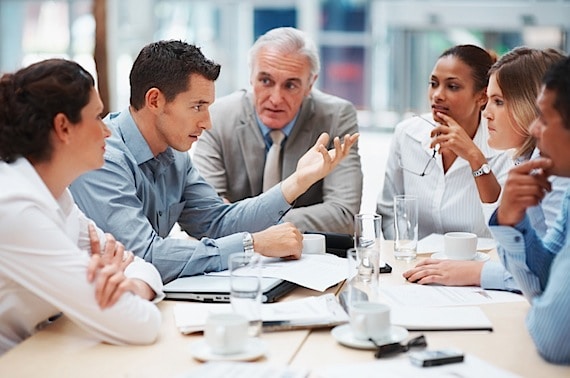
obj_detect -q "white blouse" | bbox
[377,114,513,240]
[0,158,163,355]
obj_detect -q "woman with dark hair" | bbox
[378,45,512,240]
[0,59,163,355]
[403,47,569,292]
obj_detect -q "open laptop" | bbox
[163,275,297,303]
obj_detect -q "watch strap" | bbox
[243,232,254,257]
[472,163,491,177]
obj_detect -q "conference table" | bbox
[0,243,569,378]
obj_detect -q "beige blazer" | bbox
[193,89,363,234]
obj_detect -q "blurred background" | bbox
[1,0,569,131]
[1,0,569,212]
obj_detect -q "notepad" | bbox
[417,233,496,254]
[173,293,349,334]
[390,306,493,331]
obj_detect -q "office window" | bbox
[320,46,366,108]
[318,0,371,110]
[0,0,94,75]
[321,0,366,32]
[254,8,297,40]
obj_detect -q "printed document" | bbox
[209,254,347,292]
[173,293,348,334]
[380,285,526,307]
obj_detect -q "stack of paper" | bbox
[208,254,347,292]
[173,293,349,334]
[315,354,521,378]
[390,306,493,331]
[417,233,496,254]
[377,284,525,331]
[178,362,309,378]
[380,285,525,307]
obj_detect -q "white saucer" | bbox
[331,324,409,350]
[431,251,490,262]
[477,238,496,251]
[190,338,267,362]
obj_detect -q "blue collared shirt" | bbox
[70,108,292,283]
[256,112,298,150]
[480,150,570,291]
[488,187,570,364]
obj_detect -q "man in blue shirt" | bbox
[488,57,570,364]
[70,40,358,284]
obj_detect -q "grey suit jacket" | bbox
[193,89,363,234]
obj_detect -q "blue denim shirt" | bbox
[489,187,570,364]
[70,109,291,283]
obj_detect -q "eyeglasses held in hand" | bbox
[398,115,438,177]
[371,334,428,359]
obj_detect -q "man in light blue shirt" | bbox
[488,57,570,365]
[70,40,358,284]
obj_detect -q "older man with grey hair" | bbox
[194,27,363,234]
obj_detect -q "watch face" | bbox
[483,164,491,174]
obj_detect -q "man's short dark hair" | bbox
[129,40,221,110]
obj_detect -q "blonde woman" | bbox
[404,47,569,291]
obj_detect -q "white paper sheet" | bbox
[380,285,526,307]
[314,354,520,378]
[417,233,496,254]
[209,254,347,292]
[173,293,349,334]
[390,305,493,331]
[178,362,309,378]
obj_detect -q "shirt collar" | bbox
[256,110,300,147]
[110,109,157,165]
[11,157,62,215]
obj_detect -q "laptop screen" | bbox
[163,275,297,303]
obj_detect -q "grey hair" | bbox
[248,27,320,79]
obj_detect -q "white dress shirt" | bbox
[0,158,163,356]
[377,114,513,240]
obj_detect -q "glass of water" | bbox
[353,214,382,296]
[393,195,418,261]
[229,252,262,337]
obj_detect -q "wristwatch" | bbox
[243,232,254,257]
[472,163,491,177]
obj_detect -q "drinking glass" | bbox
[393,195,418,261]
[346,247,379,305]
[229,252,262,337]
[353,214,382,296]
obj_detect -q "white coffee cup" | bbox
[349,301,391,341]
[444,232,478,260]
[302,234,326,254]
[204,313,249,355]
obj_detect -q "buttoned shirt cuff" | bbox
[215,233,251,271]
[480,260,519,292]
[124,257,165,303]
[489,209,532,252]
[263,184,293,219]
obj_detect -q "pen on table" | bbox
[475,289,492,300]
[262,320,291,327]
